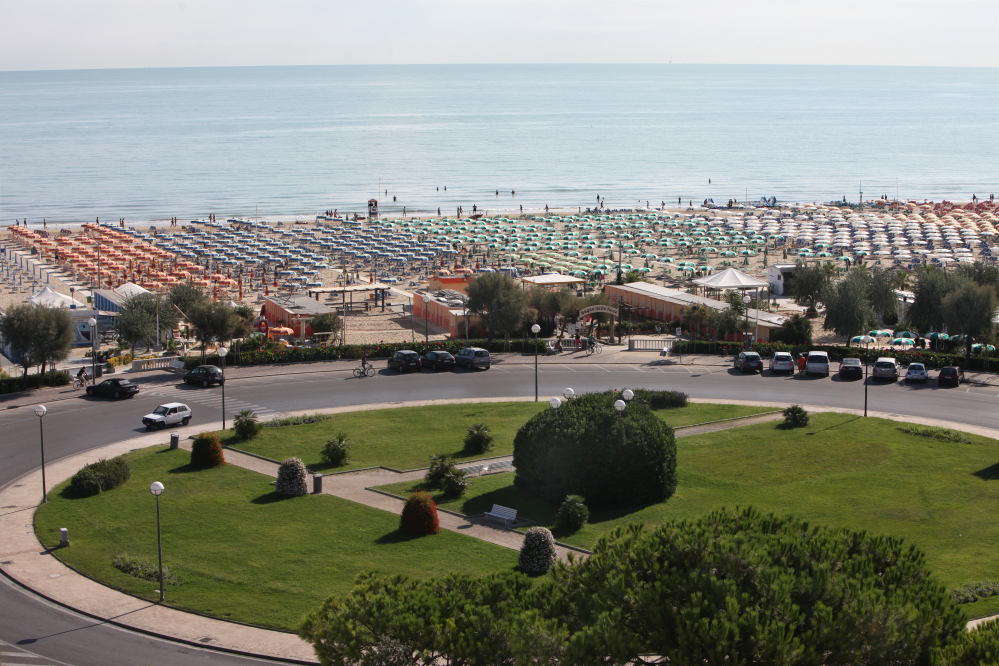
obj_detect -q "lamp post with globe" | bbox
[87,317,98,384]
[743,294,751,348]
[218,347,228,429]
[531,323,541,401]
[35,405,47,503]
[422,295,430,344]
[149,482,165,602]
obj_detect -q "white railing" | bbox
[131,356,181,372]
[628,338,673,352]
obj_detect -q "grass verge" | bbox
[222,401,773,471]
[34,447,518,631]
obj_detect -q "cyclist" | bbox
[361,351,369,372]
[587,333,596,353]
[76,366,90,382]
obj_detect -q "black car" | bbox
[937,366,965,387]
[734,351,763,373]
[420,351,456,371]
[183,365,225,387]
[86,378,140,399]
[388,350,421,372]
[839,357,864,380]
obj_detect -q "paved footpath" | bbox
[2,399,997,663]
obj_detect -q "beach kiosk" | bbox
[367,199,379,218]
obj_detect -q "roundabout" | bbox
[2,359,999,664]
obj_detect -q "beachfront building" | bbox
[520,273,586,292]
[262,294,339,338]
[604,282,784,342]
[91,282,150,313]
[767,264,797,296]
[413,290,482,339]
[427,274,475,295]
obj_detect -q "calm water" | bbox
[1,64,997,225]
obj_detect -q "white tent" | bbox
[29,285,85,309]
[115,282,150,298]
[692,267,769,290]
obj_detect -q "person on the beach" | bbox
[520,205,523,213]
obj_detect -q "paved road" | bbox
[2,361,997,664]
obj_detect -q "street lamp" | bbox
[149,481,165,602]
[742,294,751,348]
[34,405,47,504]
[218,347,228,429]
[864,355,869,417]
[622,389,634,402]
[614,399,626,413]
[563,387,575,400]
[422,294,430,345]
[88,317,98,384]
[549,397,561,410]
[531,323,541,402]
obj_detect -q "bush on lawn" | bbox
[190,432,225,468]
[513,391,677,509]
[463,423,494,455]
[618,388,689,410]
[233,409,262,440]
[70,457,131,497]
[112,553,182,586]
[425,454,457,486]
[400,491,440,535]
[320,433,352,467]
[518,527,557,574]
[275,457,309,497]
[950,580,999,605]
[782,404,810,428]
[439,468,469,498]
[555,495,589,531]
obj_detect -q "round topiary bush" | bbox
[70,468,102,497]
[400,491,440,535]
[783,404,810,428]
[275,457,309,496]
[190,432,225,468]
[463,423,494,455]
[513,391,677,509]
[518,527,557,574]
[555,495,589,531]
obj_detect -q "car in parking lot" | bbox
[805,351,830,377]
[904,362,928,383]
[872,357,901,380]
[388,350,421,372]
[769,351,795,374]
[183,365,225,387]
[937,365,965,386]
[734,351,763,373]
[839,357,864,380]
[86,378,140,399]
[420,351,455,371]
[455,347,492,370]
[142,403,192,430]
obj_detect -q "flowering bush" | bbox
[400,491,440,535]
[275,457,309,496]
[518,527,557,574]
[190,432,225,468]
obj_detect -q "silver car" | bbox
[872,357,901,380]
[769,351,795,374]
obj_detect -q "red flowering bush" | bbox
[400,491,440,536]
[190,432,225,468]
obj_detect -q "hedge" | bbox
[0,370,70,395]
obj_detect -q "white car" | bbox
[904,363,928,383]
[804,351,830,377]
[769,351,795,374]
[142,403,192,430]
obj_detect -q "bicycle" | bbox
[353,364,376,378]
[585,342,602,356]
[72,376,90,390]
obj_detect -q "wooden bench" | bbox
[484,504,517,526]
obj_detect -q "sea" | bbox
[1,64,997,227]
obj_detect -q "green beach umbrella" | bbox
[926,332,949,341]
[869,330,891,337]
[890,338,914,346]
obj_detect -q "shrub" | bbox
[112,553,182,586]
[898,424,970,444]
[233,409,262,440]
[555,495,589,531]
[320,433,352,467]
[620,389,688,410]
[463,423,494,455]
[518,527,557,574]
[783,404,810,428]
[190,432,226,468]
[70,457,131,497]
[263,413,336,428]
[513,391,677,509]
[400,491,440,535]
[425,454,457,486]
[933,617,999,665]
[275,457,309,496]
[439,468,469,498]
[950,580,999,605]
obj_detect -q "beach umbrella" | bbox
[972,343,996,352]
[897,331,917,339]
[739,250,756,256]
[890,338,914,346]
[869,330,891,338]
[926,332,949,341]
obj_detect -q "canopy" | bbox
[29,285,85,309]
[691,267,769,290]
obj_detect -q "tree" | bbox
[868,266,900,322]
[787,260,833,313]
[679,303,715,338]
[0,304,38,389]
[466,273,528,343]
[309,312,342,335]
[187,301,241,354]
[623,270,646,284]
[942,281,997,363]
[33,306,73,383]
[167,283,208,317]
[823,269,877,344]
[114,295,156,354]
[771,312,813,345]
[955,261,999,298]
[905,266,962,334]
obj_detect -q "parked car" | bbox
[86,377,140,399]
[937,365,965,387]
[769,351,795,374]
[734,351,763,373]
[142,403,192,430]
[839,357,864,380]
[455,347,492,370]
[904,362,928,383]
[388,350,421,372]
[805,351,830,377]
[420,351,456,371]
[872,357,901,380]
[183,365,225,387]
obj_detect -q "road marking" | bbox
[593,365,610,372]
[629,365,645,373]
[560,364,576,372]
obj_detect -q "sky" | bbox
[0,0,997,71]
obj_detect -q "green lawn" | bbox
[34,447,518,631]
[375,413,999,618]
[222,401,773,472]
